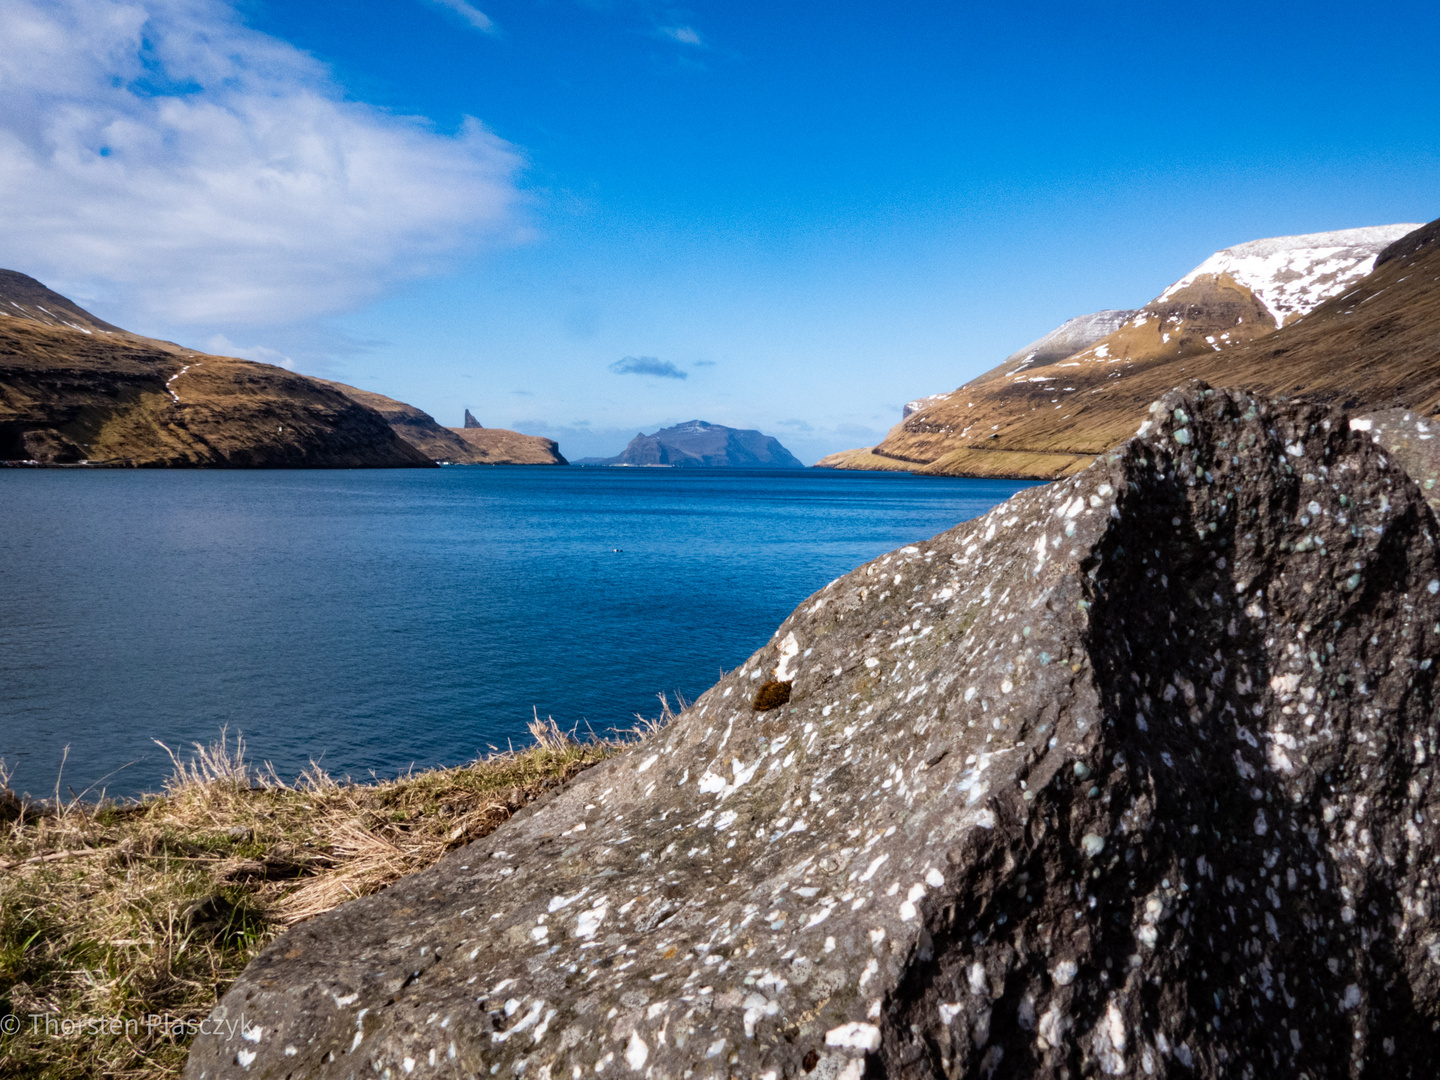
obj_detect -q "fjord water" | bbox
[0,468,1032,799]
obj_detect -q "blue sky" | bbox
[2,0,1437,461]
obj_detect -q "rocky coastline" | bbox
[186,384,1440,1079]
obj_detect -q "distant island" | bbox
[577,420,804,468]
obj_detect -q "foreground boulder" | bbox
[188,385,1440,1079]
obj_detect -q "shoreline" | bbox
[0,723,634,1078]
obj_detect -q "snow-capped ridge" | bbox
[1157,223,1421,329]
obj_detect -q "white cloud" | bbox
[425,0,495,33]
[662,26,703,46]
[0,0,524,327]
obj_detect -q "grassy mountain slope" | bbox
[0,315,434,467]
[317,381,567,465]
[0,271,569,468]
[819,222,1429,479]
[0,272,434,468]
[447,426,568,464]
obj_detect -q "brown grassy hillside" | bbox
[0,317,433,468]
[317,382,568,465]
[819,220,1437,479]
[447,425,568,464]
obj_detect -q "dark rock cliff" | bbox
[187,385,1440,1079]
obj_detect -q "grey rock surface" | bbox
[1353,409,1440,516]
[187,385,1440,1080]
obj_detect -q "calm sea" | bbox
[0,467,1033,799]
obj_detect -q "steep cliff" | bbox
[188,385,1440,1080]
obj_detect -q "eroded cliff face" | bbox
[188,386,1440,1080]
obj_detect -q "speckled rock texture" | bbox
[1354,410,1440,517]
[187,385,1440,1080]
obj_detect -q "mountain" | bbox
[0,270,564,468]
[316,385,566,465]
[0,272,432,468]
[0,268,128,335]
[900,310,1138,419]
[578,420,804,467]
[818,222,1425,478]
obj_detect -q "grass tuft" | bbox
[0,719,642,1078]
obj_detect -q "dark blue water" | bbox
[0,467,1032,799]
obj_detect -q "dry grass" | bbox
[0,717,635,1079]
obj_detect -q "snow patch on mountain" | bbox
[903,393,948,418]
[1001,309,1138,376]
[1157,224,1421,328]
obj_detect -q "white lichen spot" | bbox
[826,1022,882,1051]
[626,1032,648,1070]
[575,904,608,938]
[858,854,889,882]
[969,962,987,996]
[775,632,801,682]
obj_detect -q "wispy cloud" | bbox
[424,0,495,33]
[777,418,813,431]
[608,356,687,379]
[692,359,716,367]
[0,0,524,328]
[661,25,702,46]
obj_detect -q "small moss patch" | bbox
[752,680,792,711]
